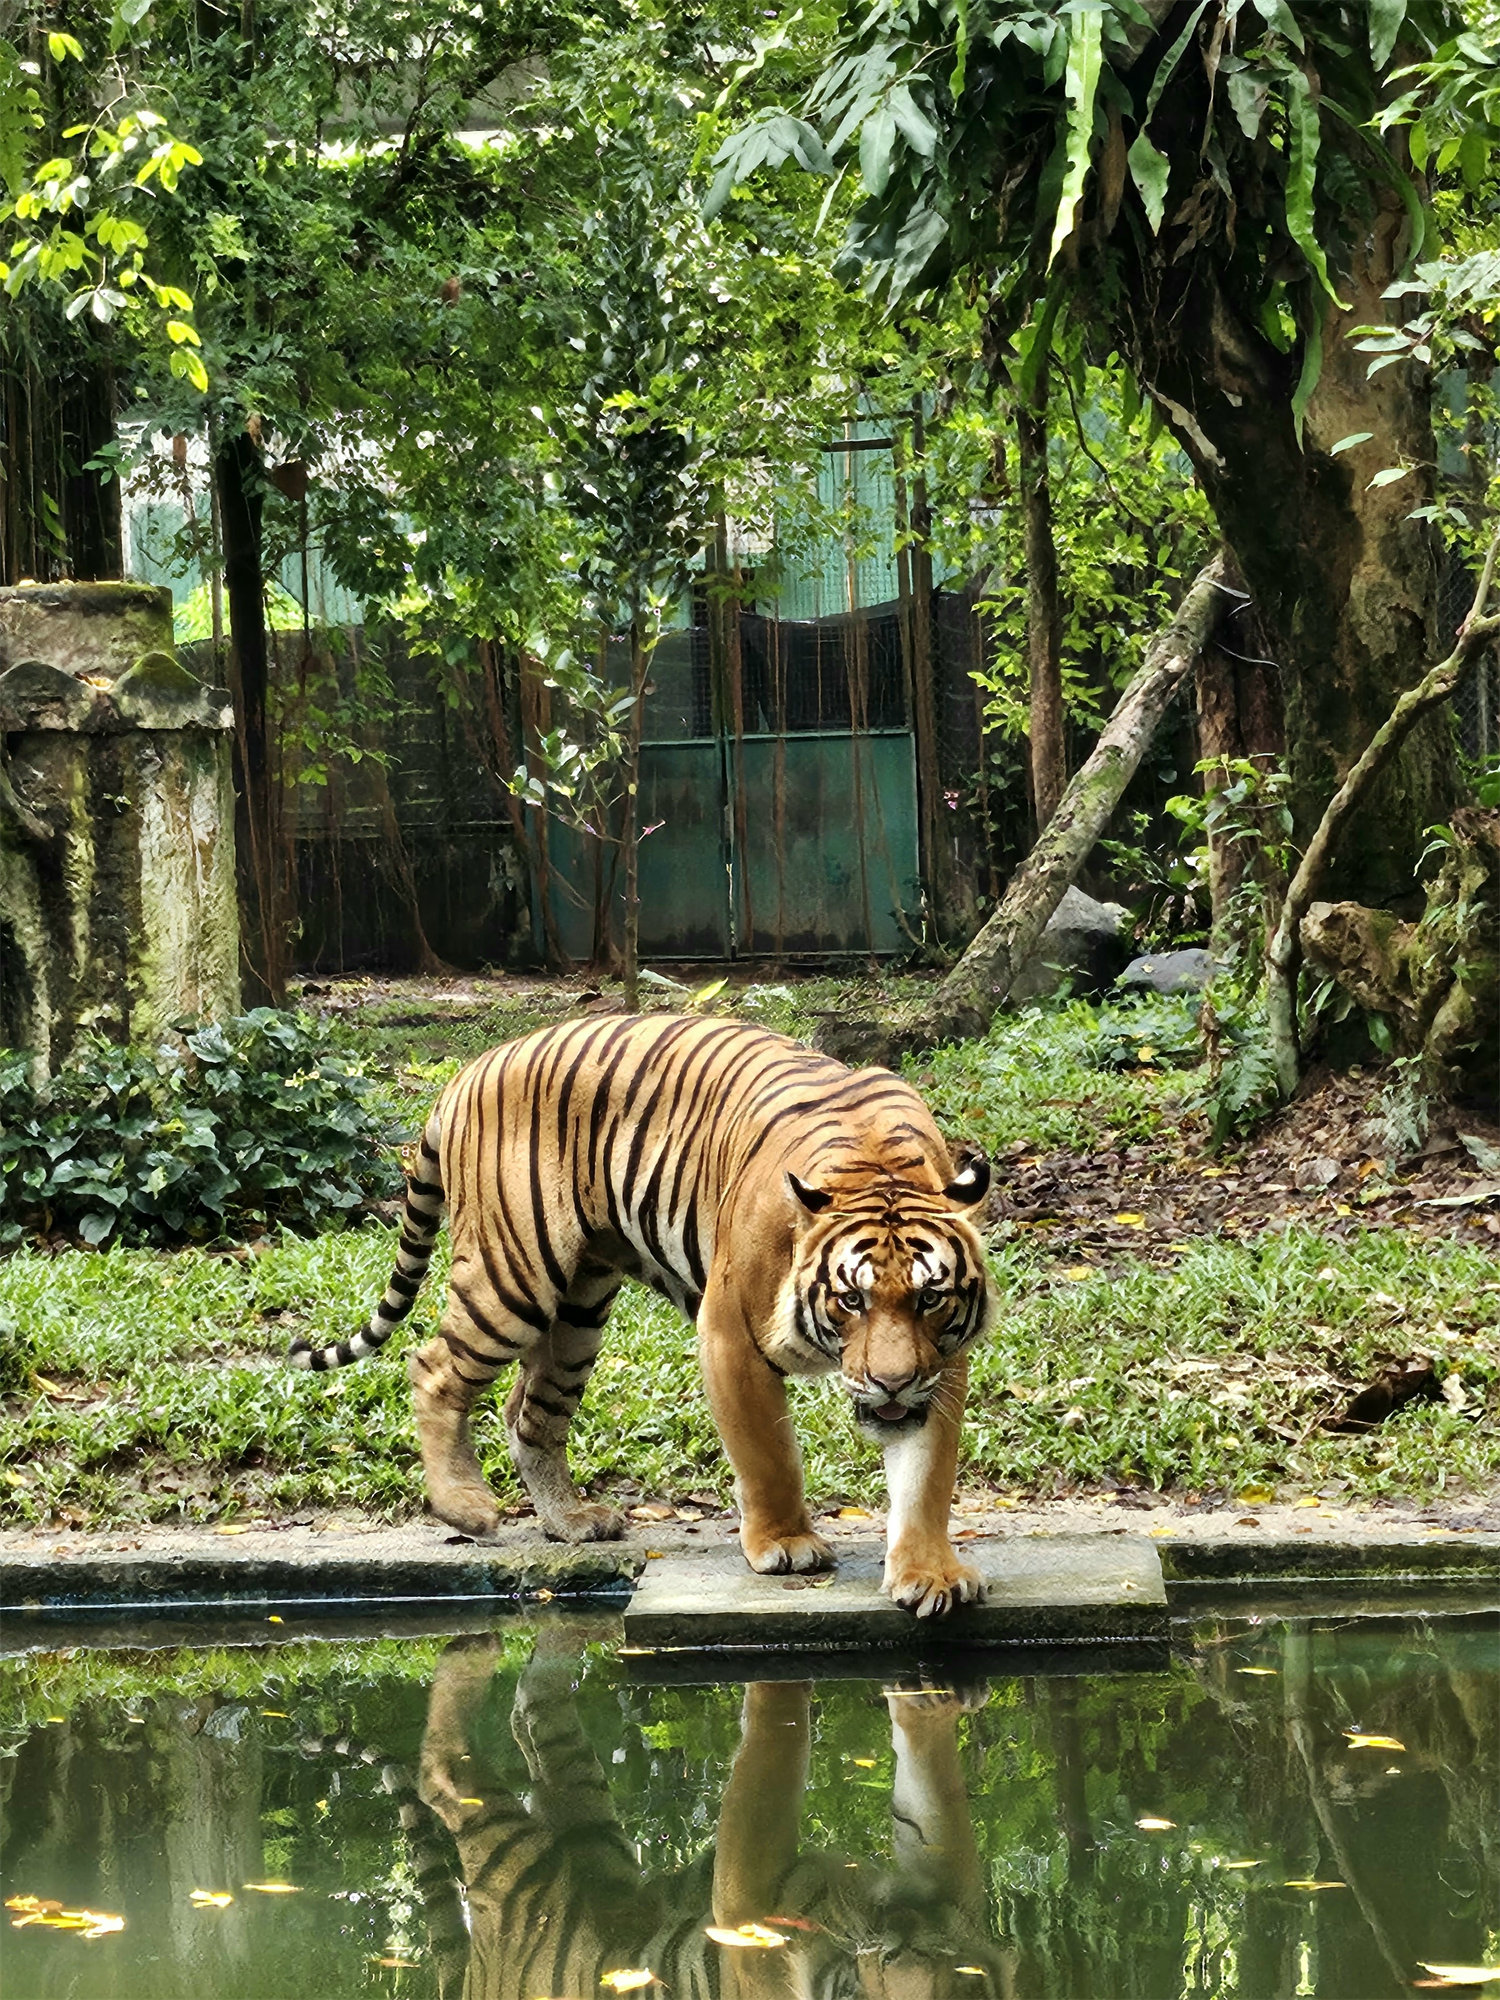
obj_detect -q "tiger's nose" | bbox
[865,1369,916,1397]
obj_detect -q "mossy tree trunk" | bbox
[1122,159,1451,908]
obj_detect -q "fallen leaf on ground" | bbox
[837,1506,873,1519]
[600,1971,658,1991]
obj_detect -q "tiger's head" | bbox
[769,1152,995,1432]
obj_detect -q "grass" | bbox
[2,1219,1495,1526]
[2,982,1496,1527]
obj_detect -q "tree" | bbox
[713,0,1500,909]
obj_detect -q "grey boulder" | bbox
[1116,947,1221,995]
[1010,886,1132,1003]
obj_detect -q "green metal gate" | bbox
[543,612,921,960]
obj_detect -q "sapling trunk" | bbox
[620,614,651,1012]
[1017,371,1065,831]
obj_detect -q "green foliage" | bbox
[0,1011,400,1251]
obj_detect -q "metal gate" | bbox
[542,602,922,960]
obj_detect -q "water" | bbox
[1,1608,1495,1999]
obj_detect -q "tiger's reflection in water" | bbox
[391,1632,1012,2000]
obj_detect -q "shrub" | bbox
[0,1010,403,1250]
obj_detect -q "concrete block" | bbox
[623,1536,1167,1654]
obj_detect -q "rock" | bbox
[1009,887,1132,1003]
[1116,947,1220,996]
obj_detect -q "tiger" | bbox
[288,1012,995,1618]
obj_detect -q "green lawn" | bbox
[2,1218,1494,1527]
[2,984,1496,1528]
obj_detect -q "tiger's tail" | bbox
[288,1115,445,1372]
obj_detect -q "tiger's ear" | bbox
[942,1149,990,1207]
[786,1171,834,1217]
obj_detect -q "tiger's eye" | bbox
[838,1289,864,1313]
[918,1287,948,1312]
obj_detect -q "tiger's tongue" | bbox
[873,1400,907,1422]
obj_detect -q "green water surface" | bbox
[0,1609,1495,2000]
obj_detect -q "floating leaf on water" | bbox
[705,1924,788,1949]
[242,1882,302,1894]
[1282,1878,1345,1890]
[371,1957,421,1969]
[1236,1667,1278,1677]
[190,1890,233,1908]
[6,1894,125,1938]
[260,1710,289,1719]
[1343,1732,1405,1751]
[1416,1966,1500,1987]
[600,1971,658,1991]
[1135,1817,1176,1830]
[459,1797,485,1806]
[1216,1860,1261,1869]
[954,1968,987,1977]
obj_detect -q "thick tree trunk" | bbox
[817,553,1229,1066]
[1017,379,1065,830]
[1265,533,1500,1094]
[215,425,284,1005]
[1123,150,1451,909]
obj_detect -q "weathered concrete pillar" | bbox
[0,582,240,1072]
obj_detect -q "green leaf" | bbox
[1281,67,1347,306]
[1049,9,1104,269]
[1290,307,1321,449]
[950,0,971,98]
[1250,0,1304,50]
[1329,431,1373,454]
[889,82,939,160]
[859,100,897,196]
[1369,0,1407,67]
[1127,130,1169,233]
[1367,465,1411,487]
[888,202,947,299]
[1144,1,1208,123]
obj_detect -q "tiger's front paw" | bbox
[883,1545,982,1619]
[544,1500,626,1544]
[742,1525,836,1575]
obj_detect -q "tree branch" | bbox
[1265,527,1500,1095]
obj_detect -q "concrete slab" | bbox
[622,1536,1167,1654]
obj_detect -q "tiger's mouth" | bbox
[853,1396,929,1431]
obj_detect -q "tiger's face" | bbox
[770,1157,994,1431]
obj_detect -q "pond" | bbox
[0,1608,1495,1999]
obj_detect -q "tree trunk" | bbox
[1264,533,1500,1095]
[817,553,1230,1066]
[215,425,284,1005]
[1123,164,1451,909]
[620,614,651,1011]
[1017,374,1065,830]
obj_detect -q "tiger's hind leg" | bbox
[409,1282,533,1541]
[504,1262,625,1544]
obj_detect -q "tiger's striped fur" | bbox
[289,1013,994,1616]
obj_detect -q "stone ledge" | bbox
[623,1537,1168,1654]
[0,1533,642,1617]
